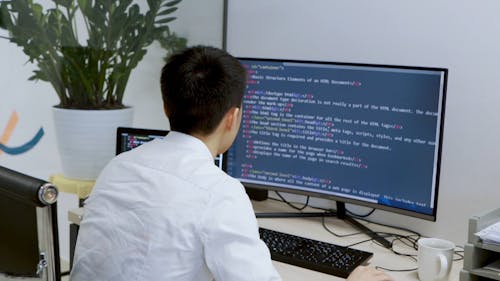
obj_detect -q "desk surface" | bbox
[68,199,463,280]
[252,199,462,281]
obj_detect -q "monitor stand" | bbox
[255,201,392,249]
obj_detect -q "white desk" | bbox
[68,199,463,280]
[252,199,462,281]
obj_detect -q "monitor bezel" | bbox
[116,127,169,155]
[223,57,448,221]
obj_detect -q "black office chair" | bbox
[0,165,61,281]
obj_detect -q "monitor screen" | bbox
[224,58,447,220]
[116,127,169,155]
[116,127,224,168]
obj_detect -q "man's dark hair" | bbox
[160,46,246,135]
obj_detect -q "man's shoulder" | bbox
[204,173,248,207]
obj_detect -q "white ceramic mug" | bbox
[417,238,454,281]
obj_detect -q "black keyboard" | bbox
[259,227,373,278]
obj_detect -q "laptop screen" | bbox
[116,127,223,168]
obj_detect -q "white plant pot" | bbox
[53,107,134,180]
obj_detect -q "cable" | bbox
[321,216,364,237]
[383,234,419,259]
[345,237,379,248]
[453,251,464,261]
[360,220,463,262]
[268,194,330,212]
[266,192,465,268]
[348,233,420,272]
[351,215,422,238]
[322,214,423,270]
[375,266,418,272]
[271,194,423,250]
[346,207,376,218]
[453,245,464,261]
[274,191,310,211]
[269,193,375,218]
[280,198,421,250]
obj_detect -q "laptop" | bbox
[116,127,223,168]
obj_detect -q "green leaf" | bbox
[158,7,177,17]
[128,4,140,18]
[53,0,73,8]
[32,4,43,21]
[0,7,4,29]
[163,0,182,7]
[114,0,132,16]
[47,9,61,43]
[146,0,159,10]
[0,4,8,29]
[29,70,48,81]
[77,0,90,15]
[0,0,186,109]
[156,17,176,25]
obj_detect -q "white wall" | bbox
[226,0,500,245]
[0,0,223,262]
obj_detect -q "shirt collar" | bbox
[164,131,214,161]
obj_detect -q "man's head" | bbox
[160,46,246,138]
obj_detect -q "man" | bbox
[71,46,393,281]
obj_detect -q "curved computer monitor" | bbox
[224,58,447,221]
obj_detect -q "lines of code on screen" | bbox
[119,134,161,153]
[226,59,446,215]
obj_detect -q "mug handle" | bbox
[436,253,448,279]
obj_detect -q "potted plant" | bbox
[0,0,186,179]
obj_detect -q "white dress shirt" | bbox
[70,131,281,281]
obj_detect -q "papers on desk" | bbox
[475,221,500,246]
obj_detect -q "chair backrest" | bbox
[0,166,61,281]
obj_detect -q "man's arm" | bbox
[199,180,281,281]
